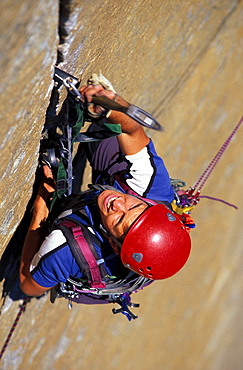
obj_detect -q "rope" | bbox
[193,116,243,192]
[0,296,30,361]
[199,195,238,209]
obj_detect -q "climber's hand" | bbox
[80,84,115,115]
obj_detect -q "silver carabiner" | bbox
[62,78,84,102]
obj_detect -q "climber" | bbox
[19,83,192,300]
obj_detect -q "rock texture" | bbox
[0,1,242,369]
[0,0,59,246]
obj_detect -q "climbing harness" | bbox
[0,296,30,361]
[49,187,153,320]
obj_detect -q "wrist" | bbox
[113,94,130,108]
[30,195,51,231]
[36,186,53,207]
[106,95,130,121]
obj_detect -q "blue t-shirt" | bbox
[30,140,174,287]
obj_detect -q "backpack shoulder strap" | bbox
[57,218,106,289]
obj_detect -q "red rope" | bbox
[193,116,243,192]
[0,296,30,361]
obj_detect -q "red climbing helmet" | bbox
[120,204,191,280]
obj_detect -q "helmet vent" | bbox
[146,267,153,278]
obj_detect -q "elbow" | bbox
[19,273,47,297]
[19,268,32,296]
[19,277,35,296]
[19,279,33,296]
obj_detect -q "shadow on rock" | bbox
[0,90,87,305]
[0,171,41,303]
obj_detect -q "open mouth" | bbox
[105,195,120,212]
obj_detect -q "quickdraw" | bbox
[112,293,140,321]
[171,179,200,216]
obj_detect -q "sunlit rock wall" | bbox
[0,0,58,245]
[0,0,242,369]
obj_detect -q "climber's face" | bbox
[97,189,148,241]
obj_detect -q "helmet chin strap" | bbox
[99,223,122,248]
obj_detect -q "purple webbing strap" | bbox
[61,220,105,288]
[193,116,243,192]
[199,195,238,209]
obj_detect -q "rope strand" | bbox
[193,116,243,192]
[0,296,30,361]
[199,195,238,209]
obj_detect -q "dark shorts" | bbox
[72,125,127,191]
[87,136,127,183]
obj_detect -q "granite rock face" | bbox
[0,1,242,369]
[0,0,59,246]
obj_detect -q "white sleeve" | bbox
[125,146,154,196]
[30,230,67,272]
